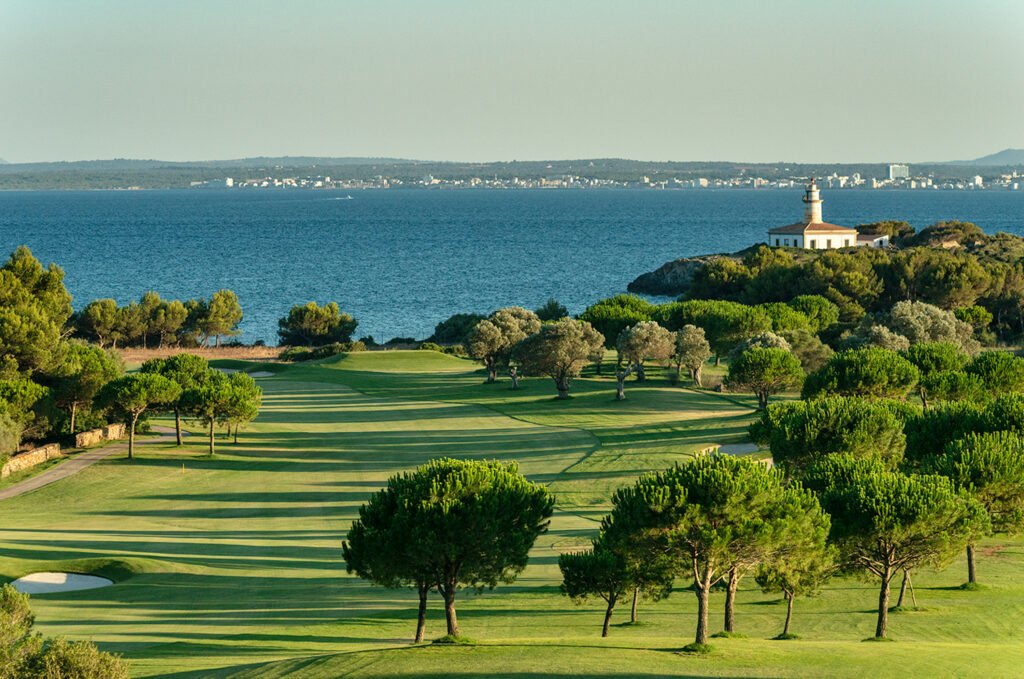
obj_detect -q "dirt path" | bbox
[0,425,181,501]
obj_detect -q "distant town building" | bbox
[888,164,910,180]
[225,177,233,187]
[973,175,984,187]
[767,180,887,250]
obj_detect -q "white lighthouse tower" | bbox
[802,179,823,223]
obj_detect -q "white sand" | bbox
[717,443,762,456]
[216,368,274,377]
[11,572,113,594]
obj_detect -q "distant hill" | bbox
[940,148,1024,166]
[0,156,416,174]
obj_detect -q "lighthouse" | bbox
[802,179,823,223]
[765,180,886,249]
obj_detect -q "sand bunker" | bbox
[216,369,274,378]
[11,572,113,594]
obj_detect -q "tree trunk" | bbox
[234,425,239,444]
[673,362,682,384]
[636,361,646,383]
[594,355,602,375]
[554,374,571,399]
[875,567,892,638]
[128,414,138,460]
[508,367,519,390]
[714,354,720,366]
[907,570,918,607]
[631,586,639,623]
[967,544,977,584]
[695,363,704,388]
[694,572,711,645]
[783,592,794,635]
[602,593,617,637]
[415,584,429,643]
[174,408,183,445]
[616,366,632,401]
[208,419,215,456]
[70,402,77,434]
[485,359,497,383]
[442,585,459,637]
[756,391,768,409]
[897,570,909,608]
[724,566,739,633]
[216,334,221,348]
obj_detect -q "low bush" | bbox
[418,342,443,352]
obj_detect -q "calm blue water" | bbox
[1,189,1022,343]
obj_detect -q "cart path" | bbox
[0,425,183,501]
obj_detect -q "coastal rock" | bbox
[627,254,729,297]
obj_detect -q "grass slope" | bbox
[0,351,1018,678]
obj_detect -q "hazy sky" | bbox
[2,0,1022,164]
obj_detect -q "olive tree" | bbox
[512,318,604,399]
[467,307,541,383]
[726,348,803,409]
[344,458,553,640]
[616,321,673,383]
[96,374,181,459]
[671,324,712,386]
[804,456,987,639]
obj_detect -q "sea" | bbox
[1,189,1022,344]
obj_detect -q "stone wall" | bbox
[75,423,126,449]
[1,443,62,478]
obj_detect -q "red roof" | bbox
[768,221,858,235]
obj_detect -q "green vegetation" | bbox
[1,584,128,678]
[75,289,244,349]
[277,302,358,347]
[3,350,1024,677]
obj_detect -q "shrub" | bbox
[418,342,443,352]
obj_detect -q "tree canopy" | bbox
[726,348,803,409]
[616,321,673,382]
[804,456,987,638]
[277,301,358,346]
[802,347,920,400]
[513,319,604,398]
[97,374,181,459]
[344,458,553,640]
[467,307,541,383]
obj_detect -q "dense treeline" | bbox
[0,247,261,467]
[684,222,1024,339]
[74,290,243,348]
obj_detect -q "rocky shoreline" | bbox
[627,253,734,297]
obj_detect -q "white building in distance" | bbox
[767,180,888,249]
[889,164,910,180]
